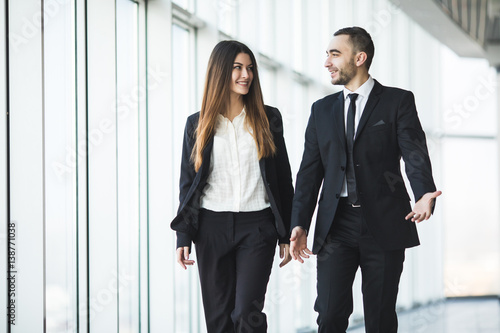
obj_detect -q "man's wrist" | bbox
[294,226,308,236]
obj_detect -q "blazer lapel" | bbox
[332,91,346,147]
[355,80,382,140]
[259,158,266,182]
[200,138,214,179]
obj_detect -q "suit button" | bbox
[355,164,360,167]
[340,166,345,171]
[336,194,340,199]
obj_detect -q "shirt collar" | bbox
[216,107,246,125]
[236,107,246,119]
[343,75,375,101]
[217,107,246,119]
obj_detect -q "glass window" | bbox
[44,0,78,331]
[172,0,193,12]
[440,47,497,136]
[292,0,303,72]
[217,0,239,36]
[86,0,120,331]
[4,0,489,331]
[171,21,202,333]
[257,0,275,57]
[275,0,292,67]
[304,0,330,81]
[440,45,499,298]
[8,1,46,331]
[116,0,140,331]
[442,137,499,296]
[259,64,277,106]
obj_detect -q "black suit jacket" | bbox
[291,80,437,253]
[171,106,294,249]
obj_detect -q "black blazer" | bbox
[291,80,437,253]
[171,106,294,249]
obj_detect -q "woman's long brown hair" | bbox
[191,40,276,172]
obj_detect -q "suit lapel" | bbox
[332,91,346,147]
[355,80,382,141]
[199,137,214,180]
[260,107,273,183]
[259,158,266,182]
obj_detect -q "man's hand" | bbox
[176,246,195,270]
[289,226,313,263]
[405,190,442,223]
[279,243,292,268]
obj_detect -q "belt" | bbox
[339,197,361,208]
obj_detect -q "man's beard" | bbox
[331,59,356,86]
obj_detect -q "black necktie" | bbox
[346,93,359,205]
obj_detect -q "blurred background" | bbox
[0,0,499,332]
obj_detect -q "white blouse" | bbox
[200,109,270,212]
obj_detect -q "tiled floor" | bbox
[346,297,500,333]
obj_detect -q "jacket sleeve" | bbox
[269,108,294,244]
[179,116,197,207]
[396,91,437,204]
[176,115,197,249]
[290,102,325,233]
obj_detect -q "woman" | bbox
[171,40,294,333]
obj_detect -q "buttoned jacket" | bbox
[171,106,294,249]
[291,80,437,253]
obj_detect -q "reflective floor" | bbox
[347,297,500,333]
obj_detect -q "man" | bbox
[289,27,441,333]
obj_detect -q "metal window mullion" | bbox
[0,0,9,331]
[75,0,89,331]
[137,0,149,331]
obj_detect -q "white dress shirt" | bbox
[200,109,270,212]
[340,75,375,197]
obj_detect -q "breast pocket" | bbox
[360,123,393,156]
[366,122,391,133]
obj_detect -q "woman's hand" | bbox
[279,243,292,268]
[176,246,195,270]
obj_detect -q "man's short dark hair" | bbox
[334,27,375,70]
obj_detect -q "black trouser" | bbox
[315,198,405,333]
[195,208,277,333]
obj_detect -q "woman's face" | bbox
[230,52,253,97]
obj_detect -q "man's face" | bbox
[324,35,357,86]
